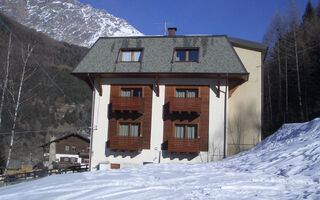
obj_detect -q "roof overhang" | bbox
[228,37,268,62]
[72,72,249,90]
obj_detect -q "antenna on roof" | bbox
[155,21,172,35]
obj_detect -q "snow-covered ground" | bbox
[1,119,319,200]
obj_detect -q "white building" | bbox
[72,28,267,170]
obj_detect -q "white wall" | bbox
[55,154,81,164]
[90,82,110,170]
[90,78,227,170]
[209,79,228,161]
[228,47,262,156]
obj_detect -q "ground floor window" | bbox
[119,123,140,137]
[60,157,78,163]
[174,124,197,139]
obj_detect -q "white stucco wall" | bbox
[90,78,227,170]
[209,80,228,161]
[228,47,262,156]
[55,154,81,164]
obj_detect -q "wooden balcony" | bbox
[110,97,144,113]
[169,97,201,113]
[168,137,200,153]
[109,136,142,151]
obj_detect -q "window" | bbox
[176,89,198,98]
[120,50,142,62]
[70,157,77,163]
[72,146,76,152]
[175,49,199,62]
[65,145,70,151]
[174,124,197,139]
[119,123,140,137]
[121,88,142,97]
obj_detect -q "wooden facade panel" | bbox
[109,136,142,151]
[111,163,120,169]
[108,85,153,150]
[199,87,209,151]
[168,137,200,153]
[110,97,144,113]
[163,85,209,152]
[169,97,202,113]
[55,136,89,154]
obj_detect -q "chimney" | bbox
[168,27,177,36]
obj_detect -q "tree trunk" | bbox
[277,44,283,123]
[267,65,273,123]
[293,28,304,121]
[4,45,33,176]
[0,33,12,129]
[285,54,288,122]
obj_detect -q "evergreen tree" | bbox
[262,0,320,137]
[302,1,315,23]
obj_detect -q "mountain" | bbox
[0,0,143,47]
[0,11,90,168]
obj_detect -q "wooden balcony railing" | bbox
[169,97,201,113]
[110,97,144,113]
[168,137,200,153]
[109,136,142,151]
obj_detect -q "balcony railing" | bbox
[110,97,144,113]
[169,97,201,113]
[168,137,200,153]
[109,136,142,151]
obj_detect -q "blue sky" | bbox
[78,0,318,42]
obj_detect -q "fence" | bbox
[0,164,89,186]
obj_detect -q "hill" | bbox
[0,118,319,199]
[0,12,90,168]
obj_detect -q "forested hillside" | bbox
[0,12,90,168]
[263,1,320,137]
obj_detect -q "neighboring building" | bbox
[41,133,90,168]
[72,28,267,171]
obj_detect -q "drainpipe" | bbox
[223,74,229,158]
[88,74,95,171]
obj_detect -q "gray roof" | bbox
[72,35,249,75]
[228,37,268,53]
[40,133,90,147]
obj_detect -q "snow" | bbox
[0,0,143,47]
[1,119,320,199]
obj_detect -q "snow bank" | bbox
[0,119,319,199]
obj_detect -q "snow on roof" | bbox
[1,118,319,199]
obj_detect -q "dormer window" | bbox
[120,49,142,62]
[174,49,199,62]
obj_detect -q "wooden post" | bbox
[98,76,103,96]
[217,78,221,98]
[155,75,159,97]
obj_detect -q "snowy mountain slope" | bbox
[0,0,142,47]
[0,118,319,199]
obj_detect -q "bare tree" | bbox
[290,0,304,121]
[0,33,12,129]
[4,45,34,175]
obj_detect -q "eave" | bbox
[72,72,249,87]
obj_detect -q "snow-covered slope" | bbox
[1,119,319,199]
[0,0,142,47]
